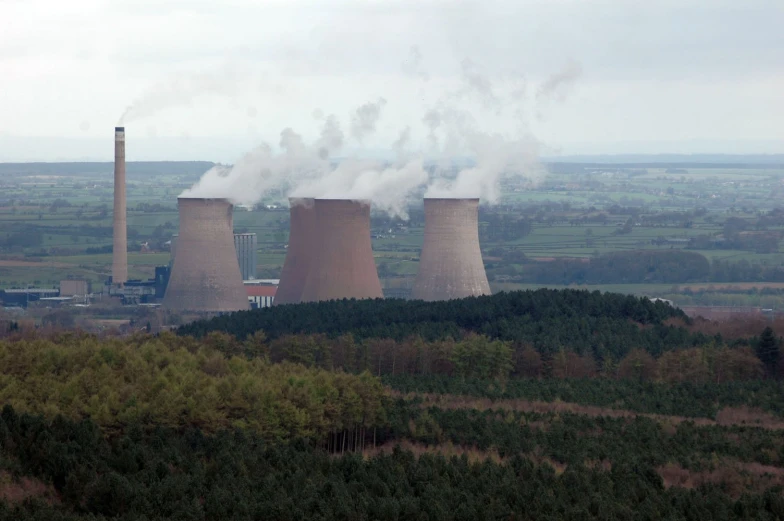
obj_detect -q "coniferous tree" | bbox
[756,326,780,376]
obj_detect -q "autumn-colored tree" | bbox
[450,334,513,380]
[0,332,386,441]
[515,344,543,378]
[658,348,710,383]
[712,347,764,383]
[617,349,658,382]
[550,350,596,379]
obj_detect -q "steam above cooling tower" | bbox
[274,198,315,305]
[411,198,491,301]
[300,199,383,302]
[112,127,128,286]
[163,198,249,312]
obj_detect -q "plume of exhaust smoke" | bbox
[350,98,387,143]
[420,57,581,202]
[290,158,428,219]
[118,65,243,125]
[316,115,344,158]
[402,45,429,80]
[181,98,426,217]
[180,126,330,205]
[392,126,412,158]
[459,59,500,110]
[426,132,543,202]
[180,56,580,213]
[536,60,583,103]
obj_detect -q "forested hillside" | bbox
[3,292,784,519]
[179,290,708,362]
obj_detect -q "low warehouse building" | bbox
[246,285,276,308]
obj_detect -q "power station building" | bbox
[106,125,487,311]
[234,233,257,280]
[246,284,277,308]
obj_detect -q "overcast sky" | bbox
[1,0,782,161]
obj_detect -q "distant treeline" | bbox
[497,250,784,284]
[544,154,784,171]
[0,161,214,177]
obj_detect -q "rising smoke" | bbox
[118,65,244,125]
[175,55,580,215]
[425,132,542,201]
[536,60,583,104]
[290,159,428,219]
[181,100,426,218]
[401,46,429,81]
[459,59,500,111]
[180,124,328,205]
[392,126,412,157]
[350,98,387,143]
[316,115,345,158]
[419,58,555,202]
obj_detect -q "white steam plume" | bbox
[350,98,387,142]
[181,100,427,217]
[426,132,543,202]
[402,45,429,80]
[536,60,583,104]
[291,158,428,219]
[419,56,582,202]
[118,64,243,125]
[392,126,412,157]
[459,59,499,110]
[180,126,329,205]
[316,115,345,158]
[180,54,581,214]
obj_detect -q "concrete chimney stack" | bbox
[162,198,249,312]
[411,198,491,301]
[274,198,315,305]
[112,127,128,286]
[300,199,383,303]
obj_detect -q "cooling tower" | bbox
[300,199,383,302]
[274,198,315,305]
[411,198,491,301]
[162,198,249,312]
[112,127,128,286]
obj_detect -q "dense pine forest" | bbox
[178,290,711,361]
[3,290,784,519]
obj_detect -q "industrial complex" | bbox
[0,128,495,314]
[136,129,491,311]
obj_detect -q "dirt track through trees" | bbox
[391,390,784,430]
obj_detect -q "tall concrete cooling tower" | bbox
[300,199,383,302]
[162,198,249,312]
[411,198,491,301]
[274,198,315,305]
[112,127,128,286]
